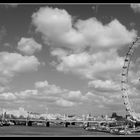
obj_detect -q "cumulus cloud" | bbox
[0,52,40,77]
[34,80,120,107]
[66,90,82,99]
[32,7,136,80]
[33,80,89,106]
[56,98,75,107]
[0,79,125,110]
[35,80,66,95]
[35,80,82,99]
[35,80,49,88]
[15,90,38,99]
[0,92,17,100]
[32,7,76,48]
[75,18,136,50]
[32,6,136,52]
[130,4,140,13]
[17,37,42,55]
[84,91,122,106]
[1,80,85,107]
[0,51,41,94]
[52,49,124,80]
[88,80,120,91]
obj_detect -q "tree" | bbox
[19,115,25,119]
[111,112,124,121]
[10,114,17,119]
[39,116,45,120]
[111,112,118,118]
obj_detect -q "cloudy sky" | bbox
[0,3,140,116]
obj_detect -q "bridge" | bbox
[1,118,116,127]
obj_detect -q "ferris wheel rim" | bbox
[121,36,140,121]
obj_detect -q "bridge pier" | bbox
[64,122,69,127]
[13,120,16,125]
[87,122,89,127]
[46,121,50,127]
[83,122,89,129]
[27,121,32,126]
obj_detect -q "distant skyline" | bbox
[0,3,140,116]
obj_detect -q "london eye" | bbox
[121,37,140,122]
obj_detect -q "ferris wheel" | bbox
[121,36,140,122]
